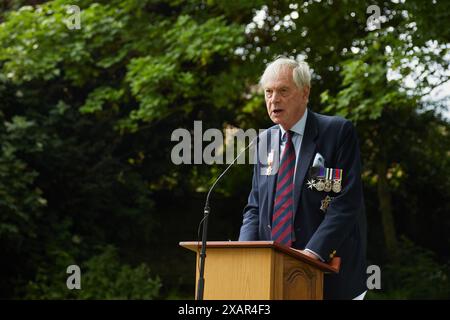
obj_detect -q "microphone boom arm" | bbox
[196,135,258,300]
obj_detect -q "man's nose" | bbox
[271,91,281,103]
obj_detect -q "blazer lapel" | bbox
[267,127,280,224]
[293,111,319,214]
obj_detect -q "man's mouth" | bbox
[272,108,284,115]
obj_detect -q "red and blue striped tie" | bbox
[272,130,295,247]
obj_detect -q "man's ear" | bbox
[303,86,310,99]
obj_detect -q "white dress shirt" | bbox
[278,108,308,179]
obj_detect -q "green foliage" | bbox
[0,113,46,243]
[0,0,249,299]
[25,245,161,299]
[368,237,450,299]
[321,31,417,123]
[0,0,449,300]
[0,0,246,133]
[80,86,124,114]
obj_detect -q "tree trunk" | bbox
[377,161,399,260]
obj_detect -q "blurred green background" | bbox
[0,0,449,299]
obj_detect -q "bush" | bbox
[25,245,161,299]
[368,236,450,299]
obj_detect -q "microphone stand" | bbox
[196,203,209,300]
[196,135,259,300]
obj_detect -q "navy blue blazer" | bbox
[239,110,367,300]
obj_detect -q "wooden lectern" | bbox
[179,241,340,300]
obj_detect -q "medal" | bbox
[324,180,332,192]
[332,180,341,193]
[315,167,325,191]
[324,168,332,192]
[307,179,316,190]
[320,195,333,212]
[316,179,325,191]
[310,165,343,193]
[331,169,343,193]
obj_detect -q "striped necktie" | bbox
[272,130,295,246]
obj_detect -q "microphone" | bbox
[196,133,259,300]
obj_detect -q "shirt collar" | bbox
[279,108,308,140]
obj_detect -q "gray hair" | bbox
[259,56,311,89]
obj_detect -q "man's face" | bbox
[263,67,309,130]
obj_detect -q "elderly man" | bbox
[239,57,367,300]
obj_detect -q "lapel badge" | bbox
[267,149,274,175]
